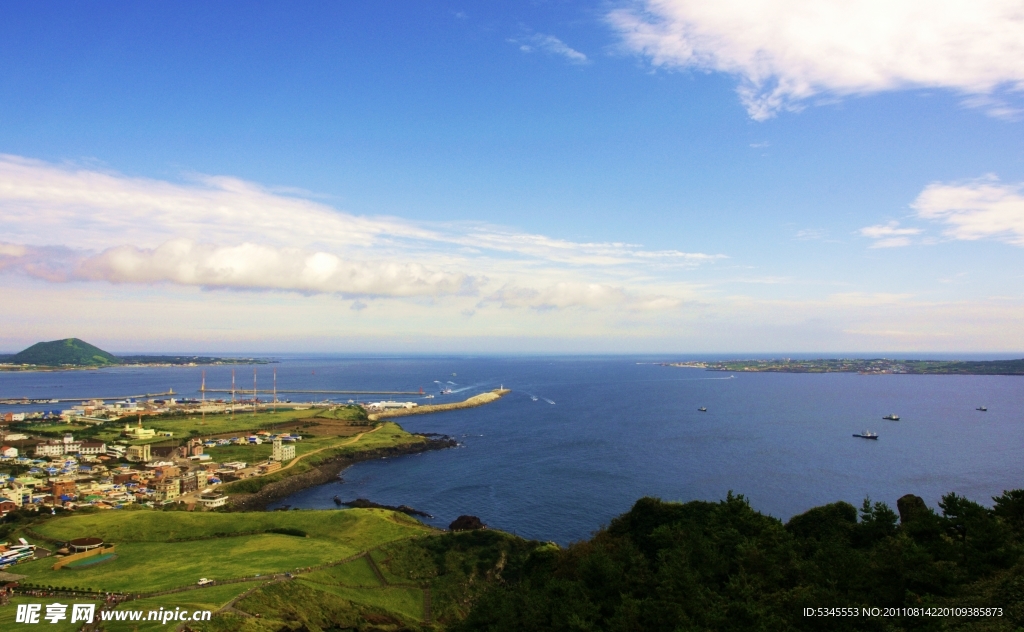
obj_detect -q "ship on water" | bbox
[853,431,878,440]
[882,414,900,420]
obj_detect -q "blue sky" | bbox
[1,1,1023,353]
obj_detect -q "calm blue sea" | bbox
[3,356,1022,544]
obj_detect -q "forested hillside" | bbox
[455,491,1024,631]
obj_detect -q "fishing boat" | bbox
[698,407,707,412]
[882,414,900,421]
[976,406,987,412]
[853,431,878,440]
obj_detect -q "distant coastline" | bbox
[665,358,1024,375]
[0,337,274,371]
[0,356,275,372]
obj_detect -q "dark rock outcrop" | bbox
[897,494,929,523]
[342,498,433,518]
[449,515,486,531]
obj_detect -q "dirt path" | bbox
[177,425,385,504]
[276,424,384,472]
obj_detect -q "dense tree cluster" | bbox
[455,491,1024,631]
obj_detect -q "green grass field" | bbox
[88,406,378,448]
[312,406,368,422]
[301,556,382,588]
[91,408,327,445]
[19,536,338,592]
[300,581,425,623]
[230,579,421,631]
[102,582,255,632]
[17,509,434,594]
[31,506,431,545]
[19,423,91,434]
[148,408,321,435]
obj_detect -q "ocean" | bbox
[3,356,1022,545]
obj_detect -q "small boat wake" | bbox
[543,398,556,405]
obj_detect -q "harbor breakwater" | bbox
[368,389,510,421]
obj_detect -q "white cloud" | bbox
[513,34,589,64]
[0,155,719,309]
[72,240,478,298]
[858,221,922,248]
[608,0,1024,120]
[794,228,827,240]
[912,176,1024,245]
[483,282,681,311]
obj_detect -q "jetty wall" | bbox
[368,389,509,421]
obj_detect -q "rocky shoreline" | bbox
[339,498,433,518]
[228,434,457,511]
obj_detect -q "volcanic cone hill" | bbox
[10,338,121,366]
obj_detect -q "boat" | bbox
[698,407,707,412]
[976,406,987,412]
[440,387,452,395]
[530,396,538,401]
[853,431,878,440]
[882,414,900,421]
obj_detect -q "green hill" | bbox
[10,338,121,366]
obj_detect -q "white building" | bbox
[35,441,66,457]
[367,401,418,411]
[198,492,227,508]
[78,441,107,456]
[272,437,295,462]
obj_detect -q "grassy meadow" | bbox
[101,582,256,632]
[17,509,434,593]
[7,507,547,631]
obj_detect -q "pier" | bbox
[200,388,424,396]
[368,389,510,420]
[0,390,177,405]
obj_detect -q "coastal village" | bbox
[0,395,424,526]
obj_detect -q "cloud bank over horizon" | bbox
[609,0,1024,120]
[0,154,707,308]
